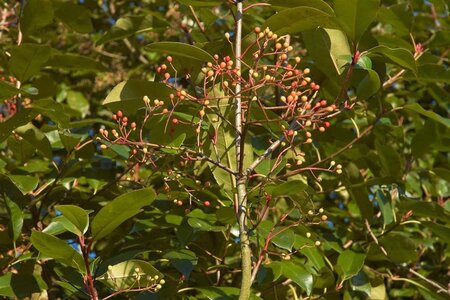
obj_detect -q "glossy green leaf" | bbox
[271,228,295,251]
[55,2,93,33]
[55,205,89,235]
[7,175,39,195]
[96,15,154,45]
[91,188,156,241]
[263,7,340,35]
[270,0,334,14]
[368,46,417,72]
[30,231,86,273]
[336,250,366,282]
[145,42,214,62]
[103,80,172,113]
[20,0,54,36]
[334,0,380,43]
[8,44,52,82]
[269,260,314,295]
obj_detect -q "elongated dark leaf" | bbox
[91,188,156,241]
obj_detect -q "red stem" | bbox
[79,236,98,300]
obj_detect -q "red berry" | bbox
[112,114,117,120]
[117,111,123,118]
[324,121,331,128]
[203,201,210,207]
[320,100,327,106]
[167,56,173,62]
[122,117,128,123]
[131,122,137,129]
[172,118,179,124]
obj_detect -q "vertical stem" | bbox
[79,237,98,300]
[234,2,252,300]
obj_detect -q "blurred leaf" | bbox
[176,0,222,7]
[379,234,418,264]
[47,53,106,72]
[263,7,340,35]
[91,188,156,241]
[55,205,89,235]
[334,0,380,43]
[405,64,450,83]
[20,0,54,37]
[423,222,450,244]
[345,163,374,221]
[67,91,90,118]
[0,81,38,103]
[163,249,198,278]
[375,142,403,178]
[55,2,93,33]
[30,231,86,273]
[15,123,52,159]
[412,119,438,157]
[8,44,51,82]
[375,190,394,226]
[404,103,450,129]
[97,15,154,45]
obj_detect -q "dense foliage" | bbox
[0,0,449,299]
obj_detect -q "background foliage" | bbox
[0,0,449,299]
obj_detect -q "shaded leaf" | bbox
[55,2,93,33]
[8,44,51,82]
[30,231,86,273]
[20,0,54,37]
